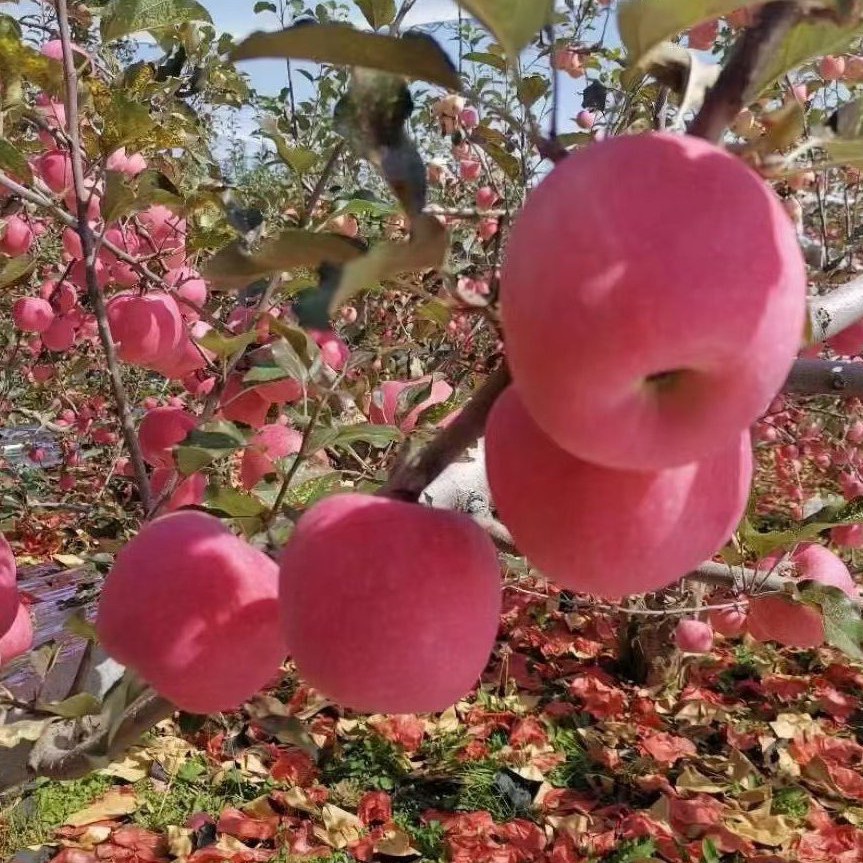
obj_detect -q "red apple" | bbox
[139,406,197,469]
[485,387,752,597]
[96,512,285,713]
[0,601,33,666]
[674,619,714,653]
[500,132,806,470]
[0,533,16,636]
[279,493,501,713]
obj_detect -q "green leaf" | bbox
[254,0,277,12]
[456,0,553,58]
[102,170,182,223]
[355,0,397,30]
[330,423,403,448]
[232,23,460,90]
[202,230,365,289]
[474,137,521,181]
[0,255,35,289]
[295,213,447,328]
[101,0,213,41]
[260,117,319,174]
[99,92,154,154]
[0,140,32,183]
[329,197,398,220]
[177,422,246,474]
[197,328,258,358]
[755,16,863,94]
[206,486,267,518]
[36,693,102,719]
[800,583,863,659]
[270,332,314,382]
[516,73,549,108]
[463,51,507,73]
[618,0,760,67]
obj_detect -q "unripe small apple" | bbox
[477,217,498,241]
[279,493,501,713]
[674,619,714,653]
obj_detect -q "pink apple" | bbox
[0,601,33,666]
[106,292,184,368]
[674,619,714,653]
[475,186,499,210]
[0,533,16,637]
[41,316,76,352]
[688,19,718,51]
[575,110,595,130]
[139,406,197,469]
[0,216,34,256]
[820,55,846,81]
[460,107,479,129]
[33,150,73,194]
[13,297,54,333]
[240,424,303,490]
[151,468,206,513]
[459,160,482,182]
[500,132,807,470]
[831,524,863,549]
[485,387,752,597]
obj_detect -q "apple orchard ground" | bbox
[3,570,863,863]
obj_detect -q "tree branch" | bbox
[783,357,863,396]
[807,276,863,344]
[689,2,798,143]
[54,0,151,511]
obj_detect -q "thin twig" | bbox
[689,2,798,143]
[54,0,151,512]
[301,142,345,227]
[389,0,419,36]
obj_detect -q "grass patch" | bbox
[320,736,410,792]
[133,757,273,831]
[771,786,810,822]
[0,773,115,855]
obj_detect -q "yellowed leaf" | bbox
[167,826,193,858]
[724,812,795,846]
[97,751,150,783]
[65,788,139,826]
[375,827,418,857]
[676,767,725,793]
[315,804,363,848]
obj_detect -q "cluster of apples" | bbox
[676,542,862,653]
[95,498,502,715]
[486,132,808,599]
